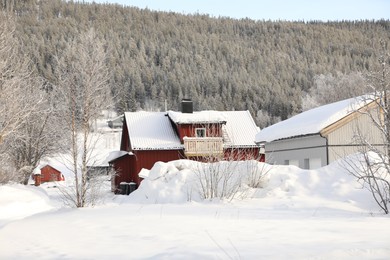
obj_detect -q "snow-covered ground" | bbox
[0,158,389,259]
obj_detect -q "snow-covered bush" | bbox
[129,159,269,203]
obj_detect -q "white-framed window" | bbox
[195,128,206,137]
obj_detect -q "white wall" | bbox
[265,134,327,169]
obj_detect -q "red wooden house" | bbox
[34,164,65,185]
[109,100,262,193]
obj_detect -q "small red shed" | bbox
[34,164,65,184]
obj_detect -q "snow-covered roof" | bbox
[167,110,227,124]
[125,110,259,149]
[256,96,374,143]
[39,164,60,171]
[223,111,260,147]
[124,112,182,150]
[35,159,68,177]
[33,168,41,175]
[168,110,259,147]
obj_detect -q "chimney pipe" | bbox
[181,99,193,113]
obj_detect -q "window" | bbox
[304,158,322,169]
[285,159,299,167]
[195,128,206,137]
[304,159,310,170]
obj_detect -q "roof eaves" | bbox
[320,99,378,137]
[265,132,322,143]
[223,144,259,149]
[132,147,184,151]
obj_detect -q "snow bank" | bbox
[0,184,59,222]
[127,158,377,212]
[129,161,201,203]
[0,155,387,259]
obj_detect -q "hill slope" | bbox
[8,0,390,125]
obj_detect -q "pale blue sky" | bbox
[88,0,389,21]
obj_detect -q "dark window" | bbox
[195,128,206,137]
[304,158,310,169]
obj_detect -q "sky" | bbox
[88,0,390,21]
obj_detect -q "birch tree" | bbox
[0,13,42,144]
[2,90,63,185]
[346,40,390,214]
[0,13,45,183]
[54,29,112,207]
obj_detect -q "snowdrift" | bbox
[0,157,387,259]
[0,184,60,222]
[125,158,377,212]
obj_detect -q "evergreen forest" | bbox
[6,0,390,127]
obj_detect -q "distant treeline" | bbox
[6,0,390,126]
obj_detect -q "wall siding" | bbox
[326,111,385,162]
[224,147,264,161]
[177,123,222,142]
[39,165,64,183]
[111,154,137,192]
[134,150,184,174]
[265,134,327,169]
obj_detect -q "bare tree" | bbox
[302,72,369,111]
[0,13,43,144]
[345,40,390,214]
[53,28,112,207]
[0,13,46,183]
[1,89,64,185]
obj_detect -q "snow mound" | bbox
[0,184,59,221]
[130,161,201,203]
[127,158,377,212]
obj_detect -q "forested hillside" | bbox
[6,0,390,126]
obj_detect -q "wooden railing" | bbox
[183,137,223,157]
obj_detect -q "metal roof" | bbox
[255,95,376,143]
[124,110,259,150]
[222,111,260,148]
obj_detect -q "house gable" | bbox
[258,95,383,168]
[256,95,377,143]
[120,116,131,151]
[320,100,380,137]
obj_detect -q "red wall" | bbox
[134,150,184,173]
[177,123,223,142]
[111,149,184,192]
[120,119,130,151]
[112,148,264,193]
[111,154,137,192]
[224,147,264,162]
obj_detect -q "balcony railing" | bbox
[183,137,223,157]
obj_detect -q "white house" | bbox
[255,95,384,169]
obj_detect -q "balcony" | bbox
[183,137,224,157]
